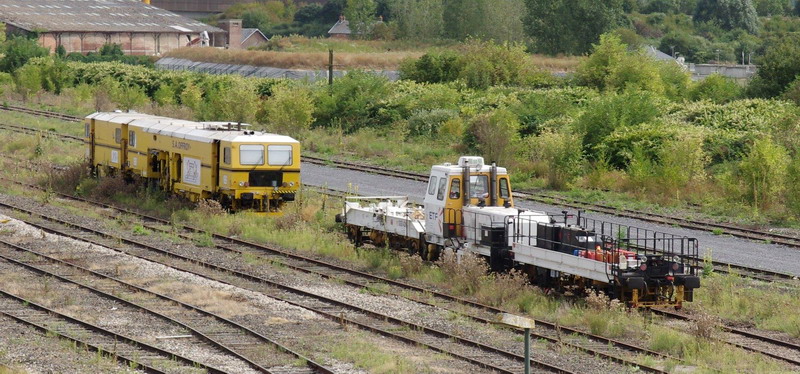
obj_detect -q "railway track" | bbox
[2,104,798,371]
[653,309,800,369]
[4,103,800,261]
[0,104,82,122]
[0,197,639,374]
[0,287,218,374]
[0,237,332,374]
[0,175,674,374]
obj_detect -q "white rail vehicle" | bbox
[340,156,700,308]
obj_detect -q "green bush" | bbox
[785,157,800,217]
[463,108,520,165]
[258,82,315,137]
[514,86,599,136]
[738,138,789,210]
[458,40,537,89]
[689,74,742,103]
[0,36,48,73]
[606,53,665,95]
[527,130,585,189]
[13,64,43,102]
[153,84,177,106]
[314,70,393,133]
[406,108,458,137]
[574,90,664,164]
[575,33,628,90]
[398,50,461,83]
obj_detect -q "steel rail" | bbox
[0,181,668,374]
[0,287,220,374]
[4,104,800,256]
[0,200,577,374]
[0,236,333,374]
[652,309,800,368]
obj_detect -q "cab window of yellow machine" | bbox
[129,131,136,147]
[240,145,264,165]
[449,178,461,199]
[268,145,292,166]
[223,147,231,164]
[499,178,510,199]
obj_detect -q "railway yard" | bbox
[1,105,800,373]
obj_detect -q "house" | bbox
[241,28,269,48]
[327,15,383,40]
[0,0,223,55]
[328,16,352,39]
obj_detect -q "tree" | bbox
[390,0,444,39]
[694,0,759,33]
[345,0,377,39]
[0,35,49,73]
[574,33,627,90]
[524,0,625,55]
[749,34,800,97]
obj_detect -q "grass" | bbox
[165,37,581,72]
[0,365,25,374]
[329,332,420,374]
[690,272,800,337]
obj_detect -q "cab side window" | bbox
[114,128,121,144]
[499,178,510,199]
[129,130,136,147]
[84,123,90,138]
[427,176,438,195]
[436,177,447,201]
[223,147,231,164]
[449,178,461,199]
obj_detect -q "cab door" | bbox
[424,171,448,239]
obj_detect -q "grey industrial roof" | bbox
[0,0,223,33]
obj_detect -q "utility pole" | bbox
[328,49,334,86]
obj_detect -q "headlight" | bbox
[289,182,295,187]
[239,181,245,187]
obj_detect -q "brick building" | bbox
[0,0,223,55]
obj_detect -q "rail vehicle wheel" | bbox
[408,239,421,256]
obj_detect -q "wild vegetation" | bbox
[6,27,800,224]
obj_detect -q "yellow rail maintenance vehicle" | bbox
[85,112,300,214]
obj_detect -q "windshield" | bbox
[469,175,488,198]
[240,145,264,165]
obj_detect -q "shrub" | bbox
[258,83,314,137]
[436,250,487,295]
[111,84,149,111]
[786,157,800,216]
[12,64,42,102]
[458,40,536,89]
[527,130,585,189]
[406,109,458,137]
[314,70,392,133]
[463,108,520,166]
[398,50,461,83]
[204,77,259,123]
[195,199,226,216]
[738,138,789,210]
[607,54,666,95]
[575,33,628,90]
[574,90,664,163]
[0,36,48,72]
[46,162,91,194]
[153,84,177,106]
[689,74,742,103]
